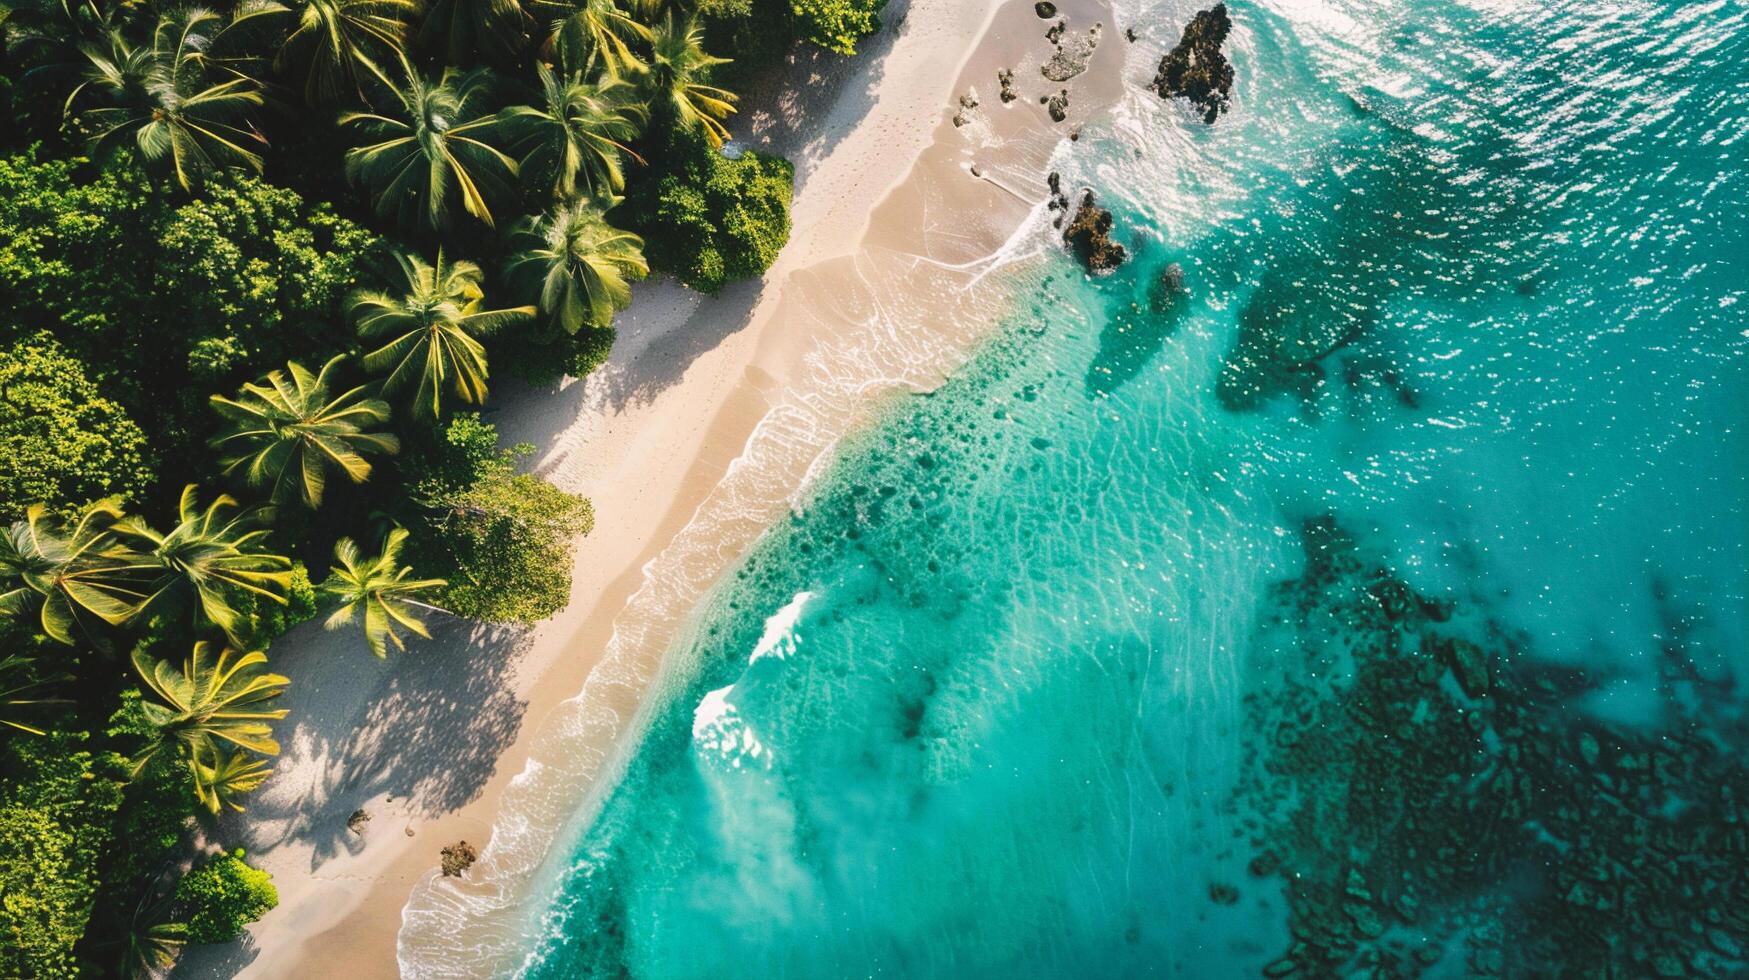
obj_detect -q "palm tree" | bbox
[122,882,187,980]
[537,0,650,77]
[210,355,402,510]
[506,200,647,334]
[264,0,422,104]
[0,652,72,736]
[0,500,156,647]
[130,642,289,813]
[501,65,645,201]
[417,0,529,65]
[65,8,268,191]
[321,527,446,657]
[350,250,535,418]
[644,15,735,148]
[118,486,293,644]
[340,65,519,230]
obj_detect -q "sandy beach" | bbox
[178,1,1128,975]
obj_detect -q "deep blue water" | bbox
[515,0,1749,976]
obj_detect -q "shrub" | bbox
[406,415,594,624]
[626,131,794,294]
[0,331,152,522]
[0,732,127,979]
[176,849,277,944]
[791,0,886,55]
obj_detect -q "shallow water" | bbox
[514,0,1749,975]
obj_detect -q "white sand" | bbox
[176,0,1130,974]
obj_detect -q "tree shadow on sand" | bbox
[170,930,259,979]
[218,617,531,872]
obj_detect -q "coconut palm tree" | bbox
[118,486,293,644]
[505,200,647,334]
[65,7,268,191]
[537,0,649,77]
[501,65,645,201]
[350,250,535,418]
[0,652,71,736]
[263,0,422,104]
[210,355,402,510]
[0,500,156,647]
[644,15,735,148]
[130,642,289,813]
[417,0,529,65]
[321,527,446,657]
[340,65,518,230]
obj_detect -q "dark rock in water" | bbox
[1150,4,1234,124]
[1034,0,1056,17]
[997,68,1018,103]
[1063,191,1126,274]
[1046,19,1066,44]
[1125,26,1138,42]
[1149,262,1186,312]
[1043,23,1101,81]
[1069,128,1081,141]
[1042,89,1070,122]
[1209,882,1240,906]
[951,90,979,127]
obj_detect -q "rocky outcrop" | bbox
[1041,88,1070,122]
[440,840,478,877]
[1034,1,1055,17]
[1149,4,1234,124]
[951,90,979,127]
[1042,22,1101,81]
[1063,191,1126,274]
[997,68,1018,103]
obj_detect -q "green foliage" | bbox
[628,131,793,293]
[789,0,884,55]
[407,414,594,623]
[340,67,519,231]
[209,356,402,509]
[320,527,447,657]
[501,66,646,201]
[65,9,268,191]
[270,0,421,104]
[131,642,290,813]
[0,149,387,456]
[0,730,127,979]
[175,848,277,945]
[0,499,158,648]
[350,251,534,418]
[645,15,737,149]
[506,200,648,334]
[120,486,294,644]
[233,562,321,649]
[0,331,152,523]
[154,174,391,383]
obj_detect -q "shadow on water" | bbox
[1083,255,1191,399]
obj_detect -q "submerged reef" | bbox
[1151,4,1235,124]
[1233,518,1749,978]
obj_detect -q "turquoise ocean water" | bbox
[515,0,1748,975]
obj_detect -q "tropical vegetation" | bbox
[0,0,882,967]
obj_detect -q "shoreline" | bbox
[185,1,1129,975]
